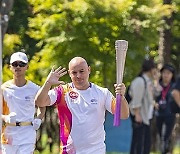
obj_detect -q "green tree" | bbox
[27,0,175,85]
[3,0,179,153]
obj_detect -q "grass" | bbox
[35,146,180,154]
[35,133,180,154]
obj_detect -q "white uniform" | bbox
[1,80,40,153]
[48,82,115,154]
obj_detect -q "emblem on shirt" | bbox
[69,91,79,99]
[25,95,34,101]
[90,99,98,104]
[25,96,31,100]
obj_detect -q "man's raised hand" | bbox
[46,66,67,86]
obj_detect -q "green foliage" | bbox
[2,34,22,65]
[2,64,13,83]
[26,0,177,88]
[5,0,38,59]
[171,0,180,73]
[4,0,179,86]
[3,34,22,55]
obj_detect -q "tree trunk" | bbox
[162,0,173,64]
[0,0,14,38]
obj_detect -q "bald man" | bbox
[35,57,129,154]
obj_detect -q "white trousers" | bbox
[1,144,35,154]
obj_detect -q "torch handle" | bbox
[113,94,121,126]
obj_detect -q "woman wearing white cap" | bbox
[1,52,46,154]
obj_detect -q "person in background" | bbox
[129,58,157,154]
[1,52,46,154]
[35,56,129,154]
[171,76,180,108]
[154,64,176,154]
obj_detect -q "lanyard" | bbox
[161,84,170,100]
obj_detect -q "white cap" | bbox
[10,52,28,64]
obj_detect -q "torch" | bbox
[113,40,128,126]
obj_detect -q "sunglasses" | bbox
[11,61,27,67]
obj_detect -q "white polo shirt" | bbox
[48,83,115,154]
[1,80,40,145]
